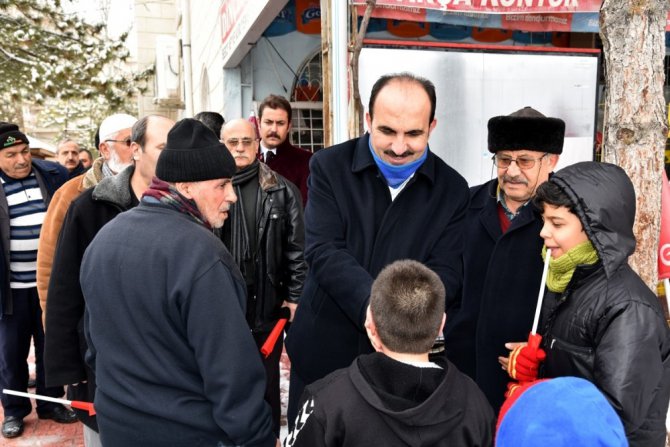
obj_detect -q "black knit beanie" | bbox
[0,122,28,150]
[156,118,236,182]
[488,106,565,154]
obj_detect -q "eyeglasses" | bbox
[492,153,548,170]
[105,138,132,147]
[224,138,257,148]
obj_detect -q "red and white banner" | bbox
[351,0,602,14]
[658,170,670,280]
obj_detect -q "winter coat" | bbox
[0,159,68,317]
[539,162,670,447]
[443,179,546,411]
[221,162,306,332]
[285,352,494,447]
[286,134,469,385]
[37,173,88,321]
[44,165,138,430]
[81,200,275,447]
[264,139,312,206]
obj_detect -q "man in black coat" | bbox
[44,115,174,446]
[285,73,470,427]
[220,118,306,435]
[442,106,564,411]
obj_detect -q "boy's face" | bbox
[540,204,589,259]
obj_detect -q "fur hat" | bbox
[156,118,236,182]
[496,377,627,447]
[488,106,565,154]
[99,113,137,141]
[0,122,28,150]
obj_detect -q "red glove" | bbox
[508,333,546,382]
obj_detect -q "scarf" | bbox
[368,137,428,188]
[543,241,599,293]
[141,177,210,229]
[228,160,260,275]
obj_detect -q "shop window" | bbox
[290,51,323,152]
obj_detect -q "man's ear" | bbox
[175,182,193,199]
[131,143,141,161]
[364,306,381,352]
[98,142,111,161]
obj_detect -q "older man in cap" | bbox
[442,106,564,411]
[81,119,276,447]
[36,113,137,318]
[0,122,75,439]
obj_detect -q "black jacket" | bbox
[221,162,306,332]
[443,179,546,411]
[285,353,494,447]
[44,166,138,430]
[539,162,670,447]
[286,134,469,385]
[0,159,68,317]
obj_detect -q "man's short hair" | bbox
[258,94,292,121]
[193,111,225,137]
[368,72,437,124]
[56,138,79,154]
[131,115,167,152]
[78,148,93,158]
[370,260,445,354]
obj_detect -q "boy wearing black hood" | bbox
[285,260,494,447]
[502,161,670,447]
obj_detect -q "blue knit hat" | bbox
[496,377,627,447]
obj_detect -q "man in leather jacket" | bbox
[220,118,306,435]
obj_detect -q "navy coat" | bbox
[443,178,545,411]
[285,134,469,385]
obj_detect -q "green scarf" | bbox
[542,241,599,293]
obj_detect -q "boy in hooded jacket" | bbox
[285,260,494,447]
[502,161,670,447]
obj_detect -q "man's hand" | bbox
[282,301,298,322]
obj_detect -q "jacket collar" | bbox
[91,165,135,208]
[351,133,436,186]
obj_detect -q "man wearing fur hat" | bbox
[442,106,564,412]
[0,122,75,438]
[81,119,276,446]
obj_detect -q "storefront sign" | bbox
[351,0,601,14]
[220,0,289,67]
[353,1,670,32]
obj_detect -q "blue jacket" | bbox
[443,178,545,411]
[81,200,275,447]
[286,134,469,385]
[0,159,68,317]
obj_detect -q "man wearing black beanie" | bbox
[80,119,276,447]
[0,122,74,439]
[443,106,565,412]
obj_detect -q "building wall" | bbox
[133,0,180,120]
[185,2,319,122]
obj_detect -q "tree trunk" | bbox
[600,0,669,293]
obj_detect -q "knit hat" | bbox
[99,113,137,141]
[156,118,236,182]
[496,377,627,447]
[488,106,565,154]
[0,122,28,150]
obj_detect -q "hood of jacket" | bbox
[349,353,467,445]
[91,164,135,209]
[548,162,635,278]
